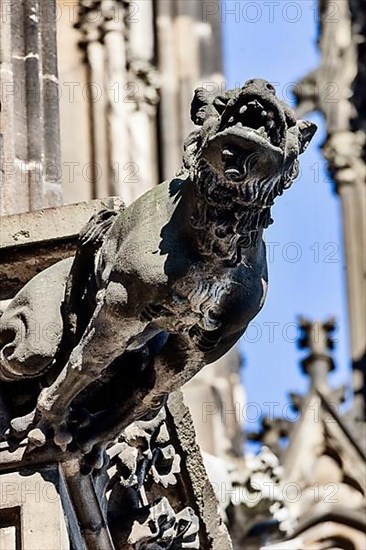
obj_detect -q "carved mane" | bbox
[190,158,275,265]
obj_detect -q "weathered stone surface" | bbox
[0,468,70,549]
[0,80,316,455]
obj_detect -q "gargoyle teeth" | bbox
[215,97,227,107]
[257,126,267,137]
[222,148,235,157]
[221,95,285,148]
[248,100,261,108]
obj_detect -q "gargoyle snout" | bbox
[243,79,277,96]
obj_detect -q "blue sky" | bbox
[221,1,351,439]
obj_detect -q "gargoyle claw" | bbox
[6,412,49,452]
[28,428,47,448]
[80,445,107,475]
[8,410,74,452]
[53,423,73,452]
[10,410,36,438]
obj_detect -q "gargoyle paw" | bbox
[53,423,73,452]
[8,410,73,452]
[9,410,37,438]
[28,427,47,448]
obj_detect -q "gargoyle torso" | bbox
[95,176,267,352]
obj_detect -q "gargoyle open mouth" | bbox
[213,96,287,182]
[188,78,316,190]
[236,96,285,146]
[208,91,297,183]
[219,95,287,150]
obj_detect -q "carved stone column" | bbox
[125,1,160,203]
[0,0,62,215]
[72,0,160,205]
[295,0,366,420]
[155,0,182,179]
[75,0,131,201]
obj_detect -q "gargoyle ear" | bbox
[213,94,230,115]
[298,120,317,154]
[191,87,212,125]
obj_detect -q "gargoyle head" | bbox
[183,79,316,211]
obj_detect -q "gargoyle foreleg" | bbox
[11,285,146,450]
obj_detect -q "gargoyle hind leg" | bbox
[12,284,146,450]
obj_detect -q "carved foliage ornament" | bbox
[105,407,199,549]
[230,447,294,534]
[128,498,199,549]
[110,407,181,491]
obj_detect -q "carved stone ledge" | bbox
[0,197,124,299]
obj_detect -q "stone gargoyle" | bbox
[0,79,316,460]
